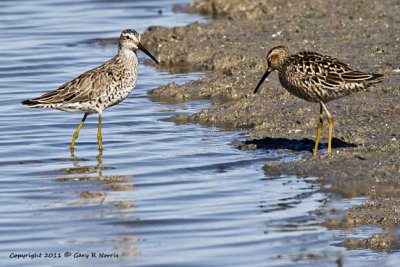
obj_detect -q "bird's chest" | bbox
[120,65,137,92]
[113,65,138,99]
[279,70,316,102]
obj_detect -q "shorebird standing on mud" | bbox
[254,46,383,155]
[22,29,159,153]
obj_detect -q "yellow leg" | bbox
[320,102,334,155]
[97,114,103,152]
[313,102,324,156]
[70,113,88,153]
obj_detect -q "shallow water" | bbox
[0,0,397,266]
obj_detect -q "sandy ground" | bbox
[139,0,400,250]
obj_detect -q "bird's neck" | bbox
[117,47,137,61]
[116,48,138,72]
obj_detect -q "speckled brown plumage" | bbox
[254,46,383,155]
[22,29,159,152]
[23,55,138,113]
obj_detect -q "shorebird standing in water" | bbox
[254,46,383,155]
[22,29,159,153]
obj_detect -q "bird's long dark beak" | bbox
[138,42,159,64]
[254,68,272,94]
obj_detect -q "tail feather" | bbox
[369,73,384,83]
[21,99,37,106]
[22,88,66,108]
[21,99,46,108]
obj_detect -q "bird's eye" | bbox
[126,36,131,40]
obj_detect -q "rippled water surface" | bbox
[0,0,397,266]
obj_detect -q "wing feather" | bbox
[289,51,382,91]
[28,58,116,105]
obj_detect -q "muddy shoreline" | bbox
[140,0,400,250]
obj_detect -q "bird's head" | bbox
[266,46,289,71]
[254,46,289,94]
[119,29,159,64]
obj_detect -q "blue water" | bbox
[0,0,397,266]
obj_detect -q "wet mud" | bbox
[139,0,400,250]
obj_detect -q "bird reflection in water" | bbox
[55,152,135,209]
[53,152,140,258]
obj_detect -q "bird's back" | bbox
[22,54,138,113]
[279,51,383,102]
